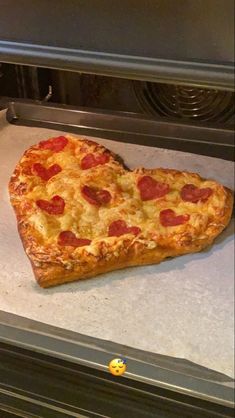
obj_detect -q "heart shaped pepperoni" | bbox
[137,176,169,201]
[81,185,111,206]
[58,231,91,247]
[36,195,65,215]
[181,184,213,203]
[39,136,68,152]
[32,163,62,180]
[81,153,110,170]
[160,209,190,227]
[108,220,141,237]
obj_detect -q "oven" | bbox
[0,1,234,417]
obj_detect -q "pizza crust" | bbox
[9,135,234,288]
[27,190,234,288]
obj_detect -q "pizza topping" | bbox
[80,140,100,153]
[85,139,99,146]
[160,209,190,227]
[22,165,34,176]
[32,163,62,180]
[181,184,213,203]
[81,185,111,206]
[137,176,169,201]
[108,220,141,237]
[39,136,68,152]
[15,182,27,195]
[36,195,65,215]
[81,152,110,170]
[58,231,91,247]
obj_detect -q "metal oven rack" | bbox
[0,308,234,418]
[1,99,234,161]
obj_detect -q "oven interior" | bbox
[0,3,234,415]
[1,62,234,124]
[1,63,234,162]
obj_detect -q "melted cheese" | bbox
[16,135,229,247]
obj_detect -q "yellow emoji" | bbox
[109,358,127,376]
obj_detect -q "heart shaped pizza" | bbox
[9,135,233,287]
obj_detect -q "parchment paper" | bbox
[0,110,234,378]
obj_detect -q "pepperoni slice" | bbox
[36,195,65,215]
[81,185,111,206]
[181,184,213,203]
[58,231,91,247]
[32,163,62,180]
[137,176,169,201]
[81,153,110,170]
[39,136,68,152]
[160,209,190,227]
[108,220,141,237]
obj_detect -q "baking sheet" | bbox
[0,110,234,378]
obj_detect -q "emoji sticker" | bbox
[108,358,127,376]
